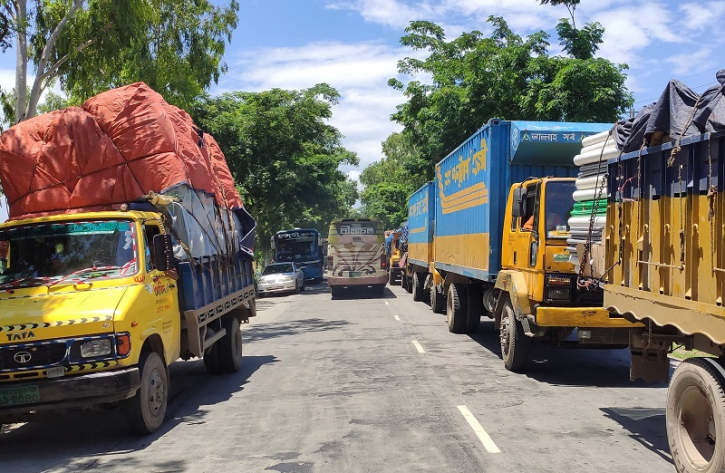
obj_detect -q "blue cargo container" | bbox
[407,181,435,268]
[434,119,611,281]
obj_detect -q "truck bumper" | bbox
[0,367,140,417]
[534,307,645,328]
[328,275,388,287]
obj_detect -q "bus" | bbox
[327,218,387,297]
[271,228,323,281]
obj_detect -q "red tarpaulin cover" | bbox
[0,82,242,220]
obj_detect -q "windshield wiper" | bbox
[48,266,122,287]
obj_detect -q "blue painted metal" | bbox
[272,228,323,280]
[433,119,611,281]
[407,181,435,267]
[177,252,254,311]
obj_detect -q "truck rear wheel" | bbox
[203,342,223,375]
[667,358,725,473]
[412,272,425,301]
[447,283,468,333]
[389,270,396,285]
[127,351,168,434]
[218,317,244,373]
[500,302,530,372]
[430,285,445,313]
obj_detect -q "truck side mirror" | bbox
[153,234,173,272]
[512,187,525,218]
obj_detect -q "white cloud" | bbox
[325,0,439,29]
[665,47,720,77]
[224,41,409,171]
[679,2,725,30]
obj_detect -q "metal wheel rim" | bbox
[500,315,511,357]
[677,385,716,468]
[147,369,165,416]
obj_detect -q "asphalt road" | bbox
[0,279,674,472]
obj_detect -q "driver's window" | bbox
[519,184,539,232]
[143,224,162,271]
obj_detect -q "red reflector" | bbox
[381,255,387,268]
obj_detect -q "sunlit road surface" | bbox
[1,278,672,472]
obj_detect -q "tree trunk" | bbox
[14,0,27,123]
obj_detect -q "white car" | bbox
[257,262,305,296]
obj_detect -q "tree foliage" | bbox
[359,132,426,229]
[386,15,632,183]
[192,84,360,256]
[1,0,238,123]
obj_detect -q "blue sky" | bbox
[214,0,724,181]
[1,0,724,221]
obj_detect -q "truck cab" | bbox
[493,177,641,371]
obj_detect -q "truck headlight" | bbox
[80,339,112,358]
[546,287,571,301]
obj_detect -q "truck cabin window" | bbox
[0,220,139,287]
[520,185,539,232]
[544,181,576,239]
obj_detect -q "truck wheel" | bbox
[667,358,725,473]
[500,302,530,372]
[466,285,483,333]
[389,270,395,285]
[447,283,468,333]
[127,351,168,434]
[218,317,244,373]
[412,272,425,301]
[430,285,445,313]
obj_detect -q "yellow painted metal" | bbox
[434,233,490,271]
[606,191,725,343]
[535,306,643,328]
[408,242,432,266]
[494,270,532,316]
[0,212,179,378]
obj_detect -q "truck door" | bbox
[511,182,541,298]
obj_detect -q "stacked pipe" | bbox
[568,128,618,270]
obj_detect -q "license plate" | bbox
[0,385,40,407]
[349,271,361,277]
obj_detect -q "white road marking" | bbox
[394,315,400,321]
[384,301,389,305]
[457,405,501,454]
[412,340,425,353]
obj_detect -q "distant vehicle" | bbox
[327,218,387,297]
[271,229,323,281]
[257,262,305,296]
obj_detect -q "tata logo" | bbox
[13,351,32,364]
[6,331,36,342]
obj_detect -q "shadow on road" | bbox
[0,354,277,471]
[601,407,672,464]
[245,318,350,343]
[330,286,397,300]
[467,321,669,388]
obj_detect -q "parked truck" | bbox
[385,225,406,285]
[408,119,645,370]
[597,130,725,473]
[0,83,256,434]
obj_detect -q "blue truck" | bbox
[405,118,643,371]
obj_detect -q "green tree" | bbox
[387,15,631,179]
[1,0,237,123]
[192,84,359,256]
[359,132,425,228]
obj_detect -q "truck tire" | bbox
[500,302,530,372]
[218,317,244,373]
[412,272,425,302]
[667,357,725,473]
[404,274,412,293]
[466,284,483,333]
[127,351,168,434]
[389,270,396,285]
[430,285,445,313]
[446,283,468,333]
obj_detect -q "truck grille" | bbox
[0,343,68,371]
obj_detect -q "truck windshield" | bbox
[545,181,576,239]
[0,220,139,287]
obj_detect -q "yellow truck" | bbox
[0,83,256,434]
[407,119,643,371]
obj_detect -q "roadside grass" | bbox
[669,345,718,361]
